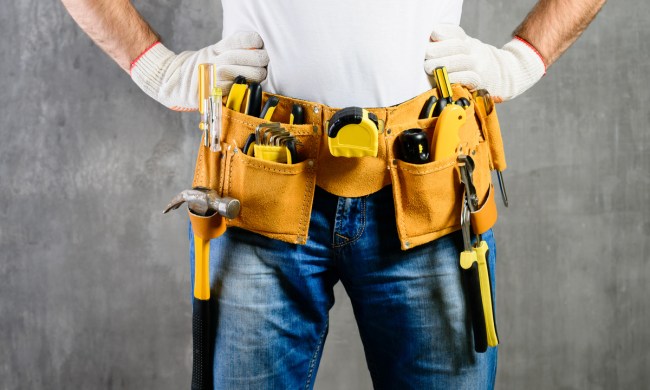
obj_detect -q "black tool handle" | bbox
[485,248,499,342]
[191,298,212,390]
[464,263,488,353]
[419,96,438,119]
[431,97,448,118]
[260,96,280,120]
[398,129,430,164]
[245,83,263,117]
[291,103,305,125]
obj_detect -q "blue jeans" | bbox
[189,185,498,389]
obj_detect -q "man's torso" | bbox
[222,0,463,107]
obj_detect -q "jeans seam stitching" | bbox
[305,324,328,389]
[332,196,366,248]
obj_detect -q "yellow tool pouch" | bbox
[190,85,506,249]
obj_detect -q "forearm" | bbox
[60,0,159,72]
[514,0,607,67]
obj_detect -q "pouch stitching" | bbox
[396,159,456,175]
[298,168,315,240]
[223,112,317,136]
[218,151,227,196]
[385,134,410,243]
[193,147,205,187]
[240,158,308,174]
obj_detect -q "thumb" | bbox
[430,24,467,42]
[214,31,264,53]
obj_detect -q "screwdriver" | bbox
[208,65,222,152]
[198,64,222,152]
[198,64,211,147]
[432,66,453,117]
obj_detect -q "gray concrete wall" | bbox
[0,1,647,389]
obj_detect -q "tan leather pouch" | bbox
[189,86,500,249]
[386,87,493,250]
[192,104,320,244]
[474,94,507,172]
[188,211,227,240]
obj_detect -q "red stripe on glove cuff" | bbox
[129,41,161,75]
[513,36,547,74]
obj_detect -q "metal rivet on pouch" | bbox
[308,160,314,167]
[472,150,476,156]
[313,106,319,114]
[386,128,392,135]
[405,241,411,248]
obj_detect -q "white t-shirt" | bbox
[222,1,463,107]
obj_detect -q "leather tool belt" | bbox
[190,85,505,249]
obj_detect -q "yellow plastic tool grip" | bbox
[253,144,292,164]
[460,249,478,270]
[431,104,465,161]
[226,81,248,112]
[475,240,499,347]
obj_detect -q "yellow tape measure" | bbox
[327,107,379,158]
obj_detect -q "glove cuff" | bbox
[513,36,547,74]
[130,42,176,103]
[503,37,546,83]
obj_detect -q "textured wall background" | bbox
[1,1,647,389]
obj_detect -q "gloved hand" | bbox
[424,25,546,102]
[130,31,269,111]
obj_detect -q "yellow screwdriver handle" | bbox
[434,66,453,102]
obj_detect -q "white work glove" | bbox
[424,24,546,102]
[130,31,269,111]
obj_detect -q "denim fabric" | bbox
[189,185,497,389]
